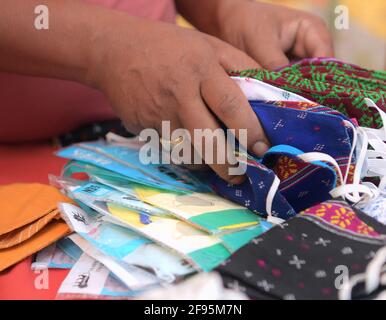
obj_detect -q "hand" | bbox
[211,0,334,70]
[90,16,270,183]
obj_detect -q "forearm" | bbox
[0,0,144,87]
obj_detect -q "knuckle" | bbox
[305,13,328,29]
[217,94,241,118]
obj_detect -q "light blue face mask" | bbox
[57,142,211,193]
[59,203,195,283]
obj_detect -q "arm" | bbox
[0,0,101,84]
[0,0,269,183]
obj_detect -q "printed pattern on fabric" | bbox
[301,200,381,238]
[229,58,386,128]
[217,209,386,300]
[211,99,355,219]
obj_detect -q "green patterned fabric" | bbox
[230,58,386,128]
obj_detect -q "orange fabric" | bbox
[0,209,60,249]
[0,220,71,272]
[0,165,74,272]
[0,183,70,236]
[0,142,69,300]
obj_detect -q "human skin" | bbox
[0,0,333,183]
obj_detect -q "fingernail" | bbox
[252,141,269,157]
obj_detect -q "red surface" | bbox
[0,142,70,300]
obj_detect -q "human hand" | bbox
[204,0,334,70]
[90,16,269,183]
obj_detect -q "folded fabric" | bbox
[217,200,386,300]
[0,209,61,249]
[0,183,72,271]
[0,219,70,272]
[229,57,386,128]
[0,183,70,236]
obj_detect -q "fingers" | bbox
[178,94,246,184]
[205,34,261,70]
[244,35,289,70]
[294,15,334,58]
[200,66,270,156]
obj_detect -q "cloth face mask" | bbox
[229,57,386,129]
[211,98,357,221]
[217,200,386,300]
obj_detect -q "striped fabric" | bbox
[0,209,60,249]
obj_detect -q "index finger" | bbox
[200,66,270,157]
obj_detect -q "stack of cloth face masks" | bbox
[36,57,386,300]
[38,135,271,299]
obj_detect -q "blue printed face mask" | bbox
[212,77,386,222]
[211,98,356,222]
[211,90,386,223]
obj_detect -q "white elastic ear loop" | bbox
[339,264,386,300]
[364,98,386,139]
[265,175,285,224]
[342,120,358,185]
[297,151,378,203]
[365,246,386,294]
[338,272,367,300]
[330,184,379,203]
